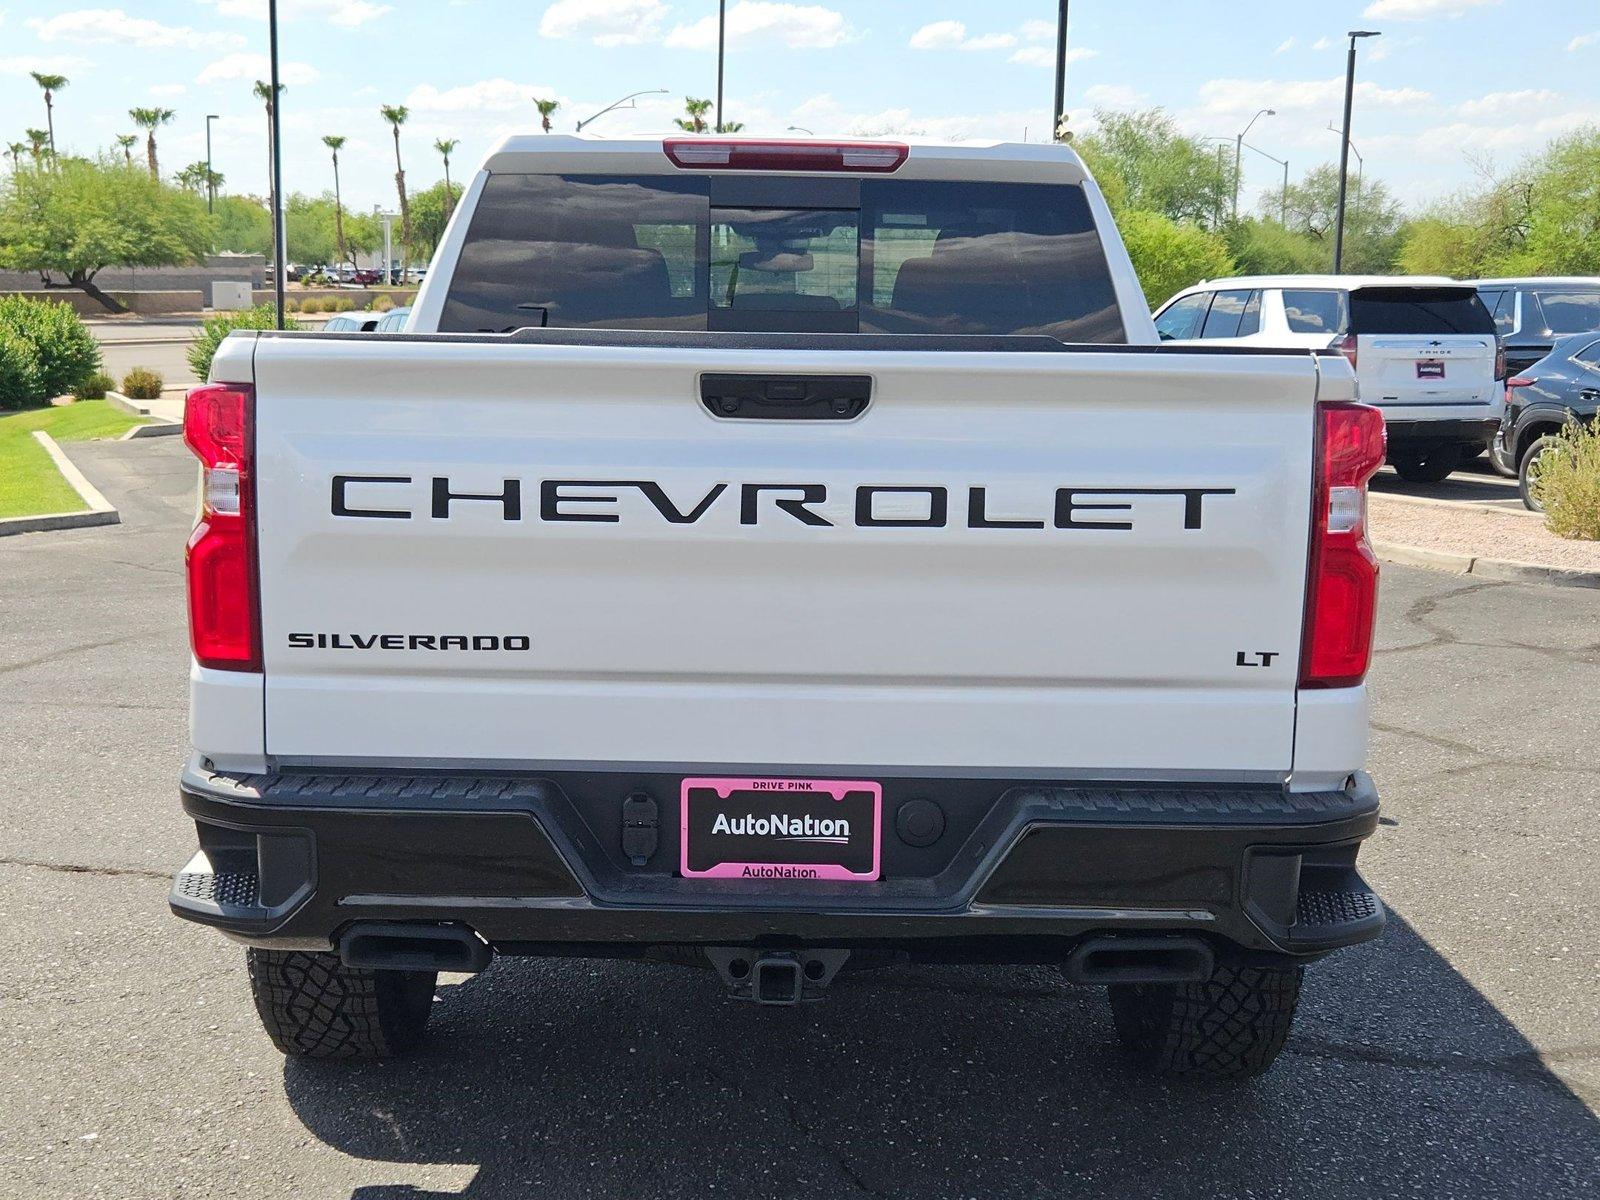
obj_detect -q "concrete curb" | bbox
[1373,541,1600,590]
[1370,489,1541,520]
[0,432,121,538]
[105,391,181,437]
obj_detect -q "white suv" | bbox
[1155,276,1504,483]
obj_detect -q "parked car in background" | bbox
[373,306,411,333]
[322,313,382,333]
[1471,278,1600,377]
[1495,334,1600,510]
[1154,276,1503,482]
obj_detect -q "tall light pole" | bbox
[715,0,727,133]
[205,113,219,214]
[1334,29,1380,273]
[1242,141,1290,225]
[267,0,286,329]
[1233,108,1274,221]
[1052,0,1070,140]
[575,89,669,132]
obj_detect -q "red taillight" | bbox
[1506,375,1535,392]
[1301,403,1386,689]
[183,383,260,672]
[1336,333,1359,373]
[662,138,908,173]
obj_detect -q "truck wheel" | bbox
[1106,962,1302,1078]
[1389,443,1462,484]
[246,948,436,1059]
[1518,435,1559,512]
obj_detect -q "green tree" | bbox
[322,135,349,268]
[0,156,210,311]
[25,129,50,163]
[409,180,463,262]
[1518,128,1600,275]
[535,98,559,133]
[213,194,272,256]
[30,72,68,158]
[4,143,26,175]
[674,97,713,133]
[128,107,175,180]
[1279,164,1404,274]
[115,133,137,167]
[1116,210,1236,307]
[380,104,412,275]
[1076,109,1234,229]
[1227,216,1326,276]
[176,161,224,194]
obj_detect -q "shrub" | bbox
[285,297,303,313]
[1532,418,1600,540]
[0,329,44,411]
[334,297,356,312]
[371,293,396,313]
[76,370,115,401]
[0,295,102,401]
[121,367,164,400]
[188,304,302,382]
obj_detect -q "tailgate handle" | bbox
[700,373,871,421]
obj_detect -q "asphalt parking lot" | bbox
[1,437,1596,1199]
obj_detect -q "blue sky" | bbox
[4,0,1599,216]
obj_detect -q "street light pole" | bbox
[1241,141,1290,225]
[205,114,219,214]
[715,0,727,133]
[575,89,670,132]
[1233,108,1274,221]
[1334,30,1380,274]
[268,0,286,329]
[1052,0,1070,140]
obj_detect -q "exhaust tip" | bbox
[1061,936,1214,986]
[339,922,492,974]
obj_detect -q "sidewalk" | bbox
[1369,492,1600,586]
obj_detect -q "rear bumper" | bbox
[1384,416,1500,447]
[170,758,1385,962]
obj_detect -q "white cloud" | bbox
[1084,83,1146,108]
[1456,89,1561,118]
[1362,0,1497,18]
[27,9,242,50]
[199,0,392,28]
[1312,36,1334,50]
[1274,37,1297,54]
[1019,19,1055,42]
[196,53,319,86]
[909,20,965,50]
[406,78,554,113]
[1569,32,1600,52]
[666,2,851,50]
[1197,76,1431,115]
[792,93,1043,142]
[539,0,668,46]
[1009,45,1095,68]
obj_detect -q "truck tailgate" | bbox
[250,336,1324,776]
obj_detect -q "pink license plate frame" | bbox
[679,777,883,882]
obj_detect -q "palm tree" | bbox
[30,72,68,157]
[717,121,745,133]
[673,97,713,133]
[115,133,138,166]
[253,81,285,216]
[380,104,412,278]
[25,129,51,163]
[535,98,559,133]
[322,135,350,269]
[434,137,459,194]
[128,107,175,180]
[4,142,27,174]
[176,161,224,193]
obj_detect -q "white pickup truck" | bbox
[171,135,1387,1078]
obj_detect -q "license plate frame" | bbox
[1416,359,1446,380]
[679,777,882,882]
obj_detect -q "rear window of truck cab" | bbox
[439,173,1125,342]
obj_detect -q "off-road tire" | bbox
[1518,434,1559,513]
[1389,443,1463,484]
[1107,962,1303,1079]
[246,949,436,1059]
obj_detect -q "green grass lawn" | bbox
[0,401,151,520]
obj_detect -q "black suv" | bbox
[1495,334,1600,509]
